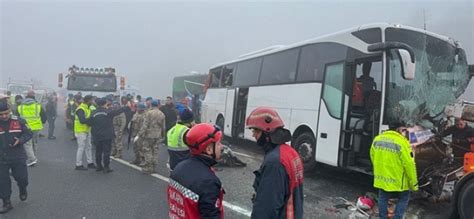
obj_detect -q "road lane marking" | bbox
[231,151,261,160]
[111,157,252,218]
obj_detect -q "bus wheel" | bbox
[458,178,474,219]
[293,132,316,172]
[216,116,225,133]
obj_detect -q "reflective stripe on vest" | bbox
[74,103,91,133]
[19,103,43,131]
[167,124,189,151]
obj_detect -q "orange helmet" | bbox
[185,123,222,155]
[246,107,284,133]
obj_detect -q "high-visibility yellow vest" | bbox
[370,130,418,192]
[74,103,91,133]
[90,104,97,112]
[167,123,189,151]
[19,103,43,131]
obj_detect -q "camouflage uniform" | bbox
[111,111,127,158]
[138,107,165,174]
[130,112,145,165]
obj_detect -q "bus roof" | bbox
[209,23,457,69]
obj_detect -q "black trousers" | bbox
[0,160,28,200]
[47,116,56,138]
[95,139,112,168]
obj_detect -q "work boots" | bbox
[103,167,113,173]
[19,187,27,201]
[0,199,13,214]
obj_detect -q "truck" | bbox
[58,65,126,98]
[7,78,34,96]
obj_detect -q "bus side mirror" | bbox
[398,49,416,80]
[58,73,63,88]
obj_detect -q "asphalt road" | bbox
[0,110,450,219]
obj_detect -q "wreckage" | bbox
[411,100,474,218]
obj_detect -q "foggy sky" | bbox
[1,0,473,98]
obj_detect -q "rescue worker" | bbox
[246,107,304,219]
[166,109,194,170]
[129,103,146,166]
[18,90,46,167]
[111,100,127,158]
[435,118,474,158]
[89,98,129,173]
[45,94,57,140]
[136,100,165,174]
[0,102,33,214]
[74,95,95,170]
[168,123,225,218]
[370,122,418,219]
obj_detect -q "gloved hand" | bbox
[133,136,139,143]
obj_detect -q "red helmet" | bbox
[246,107,284,132]
[185,123,222,155]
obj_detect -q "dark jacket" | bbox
[45,100,57,118]
[169,155,224,219]
[251,143,304,219]
[160,104,178,131]
[0,116,33,163]
[89,106,128,142]
[438,125,474,157]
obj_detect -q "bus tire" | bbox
[293,132,316,173]
[458,178,474,219]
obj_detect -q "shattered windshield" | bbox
[384,28,470,126]
[67,74,117,92]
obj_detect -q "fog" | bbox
[1,0,473,98]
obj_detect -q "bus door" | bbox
[343,58,383,170]
[232,88,249,138]
[224,88,235,137]
[316,62,346,166]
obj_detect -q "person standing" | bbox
[166,109,194,170]
[74,95,95,170]
[136,100,165,174]
[145,97,153,109]
[435,118,474,158]
[168,123,225,218]
[111,100,127,159]
[0,102,33,214]
[45,94,57,140]
[130,103,146,166]
[11,95,23,117]
[246,107,304,219]
[160,96,178,133]
[370,122,418,219]
[18,90,46,167]
[89,98,129,173]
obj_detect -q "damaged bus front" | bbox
[382,28,474,217]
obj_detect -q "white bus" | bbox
[201,23,472,174]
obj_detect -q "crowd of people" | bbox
[1,89,473,218]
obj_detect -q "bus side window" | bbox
[210,67,222,88]
[221,65,234,87]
